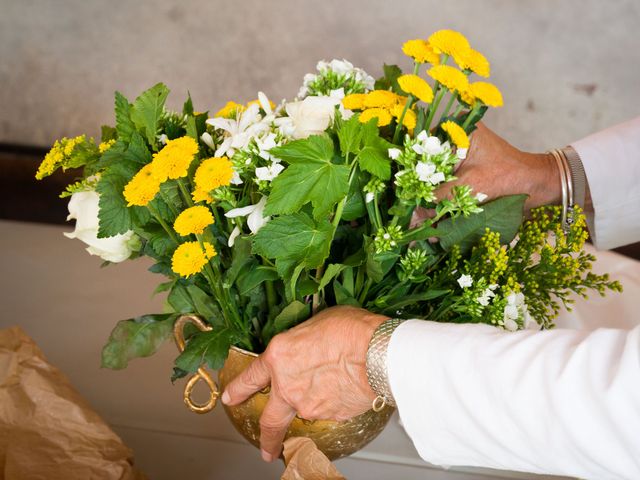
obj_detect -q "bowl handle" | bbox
[173,314,219,414]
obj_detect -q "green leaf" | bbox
[337,114,363,158]
[374,64,403,92]
[253,212,334,268]
[124,132,152,165]
[378,290,450,314]
[174,327,238,372]
[130,83,170,150]
[273,301,310,332]
[333,280,361,306]
[318,264,347,291]
[356,121,393,180]
[95,168,135,237]
[265,135,349,219]
[101,125,117,143]
[114,91,136,143]
[101,313,176,369]
[167,283,223,325]
[437,194,527,253]
[183,92,194,116]
[237,265,279,296]
[366,250,400,283]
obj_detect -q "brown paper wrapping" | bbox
[0,326,146,480]
[281,437,346,480]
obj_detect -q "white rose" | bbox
[64,190,136,263]
[285,96,341,139]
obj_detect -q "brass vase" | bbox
[174,315,395,460]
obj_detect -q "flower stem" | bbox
[462,104,481,130]
[439,92,457,124]
[147,203,179,244]
[392,62,421,144]
[177,178,194,208]
[425,83,446,133]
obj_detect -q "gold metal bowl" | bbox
[174,314,395,460]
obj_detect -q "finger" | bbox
[222,355,271,406]
[259,394,296,462]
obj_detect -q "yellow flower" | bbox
[359,108,392,127]
[364,90,400,109]
[192,157,234,202]
[441,121,470,149]
[397,74,434,103]
[151,136,199,182]
[35,135,87,180]
[390,104,417,131]
[428,29,471,60]
[456,48,490,78]
[402,39,440,65]
[459,88,476,106]
[123,164,161,206]
[99,139,116,153]
[469,81,503,107]
[342,93,367,110]
[246,98,276,111]
[427,65,469,93]
[215,101,245,118]
[173,205,215,236]
[171,241,217,278]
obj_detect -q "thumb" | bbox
[222,354,271,406]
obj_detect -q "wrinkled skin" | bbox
[222,306,388,462]
[223,124,562,463]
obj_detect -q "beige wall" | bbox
[1,0,639,153]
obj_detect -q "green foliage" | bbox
[174,327,240,372]
[101,313,177,369]
[130,83,170,150]
[374,64,403,92]
[253,212,334,268]
[265,134,350,219]
[437,195,527,253]
[114,91,136,143]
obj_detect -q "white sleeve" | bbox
[571,116,640,250]
[387,320,640,480]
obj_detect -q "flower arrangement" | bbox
[36,30,620,381]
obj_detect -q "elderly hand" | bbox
[438,123,560,210]
[221,305,388,462]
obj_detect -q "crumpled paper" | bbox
[281,437,346,480]
[0,326,146,480]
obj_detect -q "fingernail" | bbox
[221,391,230,404]
[261,449,273,462]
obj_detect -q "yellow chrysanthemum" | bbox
[99,139,116,153]
[397,74,434,104]
[173,205,215,236]
[469,81,503,107]
[215,101,245,118]
[342,93,367,111]
[151,136,199,182]
[402,39,440,65]
[427,65,469,93]
[192,157,234,202]
[123,164,161,207]
[428,29,471,60]
[35,135,86,180]
[359,108,392,127]
[390,104,417,131]
[456,48,490,78]
[363,90,400,109]
[459,88,476,106]
[246,98,276,111]
[441,121,470,149]
[171,241,217,278]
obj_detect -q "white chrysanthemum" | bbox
[457,274,473,288]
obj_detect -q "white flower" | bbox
[365,192,375,203]
[457,274,473,289]
[225,196,270,235]
[504,318,519,332]
[64,190,135,263]
[158,134,168,145]
[457,147,468,160]
[227,225,241,247]
[475,192,488,203]
[255,132,278,161]
[476,287,496,307]
[206,103,269,157]
[230,169,243,185]
[423,136,445,156]
[388,148,402,160]
[415,161,446,185]
[201,131,215,150]
[255,162,285,182]
[502,292,530,331]
[285,96,341,139]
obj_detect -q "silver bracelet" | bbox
[549,149,570,233]
[366,318,405,411]
[561,146,587,210]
